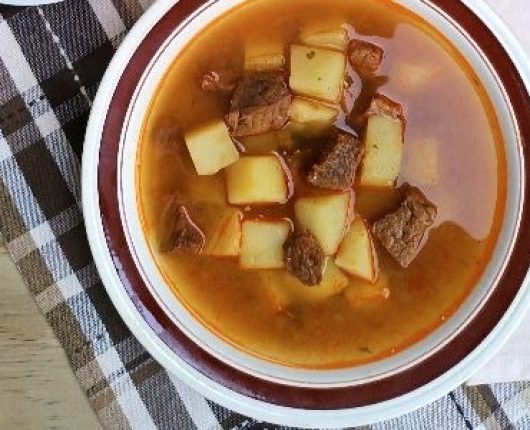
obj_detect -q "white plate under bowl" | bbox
[82,0,530,427]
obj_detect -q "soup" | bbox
[138,0,506,369]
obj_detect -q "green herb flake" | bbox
[306,50,316,60]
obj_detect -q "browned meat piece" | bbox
[201,70,239,93]
[372,186,437,268]
[348,40,384,74]
[284,231,325,286]
[159,199,204,254]
[307,131,363,190]
[226,72,291,137]
[350,92,403,131]
[367,93,404,120]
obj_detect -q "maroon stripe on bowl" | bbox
[98,0,530,409]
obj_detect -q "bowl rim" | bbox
[82,0,530,427]
[117,0,522,388]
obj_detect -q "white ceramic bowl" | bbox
[82,0,530,427]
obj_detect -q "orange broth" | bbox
[138,0,506,368]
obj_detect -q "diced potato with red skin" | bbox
[266,259,349,307]
[300,26,348,51]
[240,219,291,269]
[204,208,242,257]
[290,45,346,103]
[335,216,378,283]
[289,97,339,137]
[294,193,351,255]
[244,40,285,71]
[310,258,349,300]
[360,97,405,188]
[344,273,390,305]
[226,156,288,205]
[290,97,339,124]
[289,258,350,304]
[403,137,439,186]
[184,120,240,175]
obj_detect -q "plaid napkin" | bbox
[1,1,530,429]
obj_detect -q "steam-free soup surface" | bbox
[139,0,505,368]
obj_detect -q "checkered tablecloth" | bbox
[1,1,530,429]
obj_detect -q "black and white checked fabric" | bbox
[1,1,530,429]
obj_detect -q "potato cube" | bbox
[289,97,339,137]
[287,257,349,304]
[403,137,439,185]
[344,273,390,305]
[294,193,351,255]
[335,216,378,283]
[290,45,346,103]
[184,120,240,175]
[240,220,290,269]
[360,114,404,187]
[266,258,348,306]
[245,39,285,71]
[204,208,242,257]
[226,156,288,205]
[300,26,348,51]
[290,97,339,125]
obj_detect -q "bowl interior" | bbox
[118,0,521,387]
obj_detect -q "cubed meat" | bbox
[348,40,384,74]
[307,131,363,190]
[226,72,292,137]
[201,70,239,93]
[159,200,205,254]
[367,93,404,120]
[284,231,325,286]
[372,186,437,268]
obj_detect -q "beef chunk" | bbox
[367,93,404,120]
[201,70,239,93]
[159,199,204,254]
[284,231,325,286]
[372,186,437,268]
[348,40,384,74]
[226,72,291,137]
[351,93,403,131]
[307,131,363,190]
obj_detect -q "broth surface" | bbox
[138,0,506,368]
